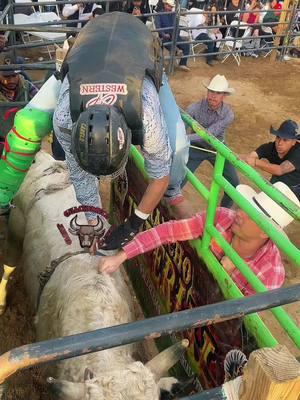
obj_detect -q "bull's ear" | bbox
[84,368,94,381]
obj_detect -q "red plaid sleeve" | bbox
[123,213,206,259]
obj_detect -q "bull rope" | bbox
[37,250,87,308]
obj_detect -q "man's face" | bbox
[207,89,225,110]
[231,209,267,241]
[0,73,19,90]
[275,136,296,158]
[163,2,173,11]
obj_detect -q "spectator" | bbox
[155,0,191,72]
[62,2,97,36]
[242,0,262,57]
[223,0,243,26]
[98,182,300,296]
[189,8,218,66]
[0,53,37,145]
[207,3,224,58]
[241,120,300,200]
[182,74,239,209]
[262,0,282,33]
[126,0,150,24]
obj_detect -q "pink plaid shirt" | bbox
[124,208,285,296]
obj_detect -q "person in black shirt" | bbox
[126,0,150,24]
[242,120,300,199]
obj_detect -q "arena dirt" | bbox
[0,55,299,399]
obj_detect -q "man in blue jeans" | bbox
[155,0,191,72]
[182,74,239,209]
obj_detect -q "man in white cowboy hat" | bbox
[155,0,191,72]
[242,119,300,200]
[98,181,299,297]
[179,74,238,209]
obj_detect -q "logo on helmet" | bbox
[79,123,87,143]
[80,83,128,108]
[117,127,125,150]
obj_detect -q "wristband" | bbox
[134,209,150,220]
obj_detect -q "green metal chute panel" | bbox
[0,108,52,208]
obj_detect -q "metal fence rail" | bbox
[0,284,299,385]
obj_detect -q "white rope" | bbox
[189,144,217,154]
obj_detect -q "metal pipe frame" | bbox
[0,284,299,384]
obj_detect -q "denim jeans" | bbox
[184,144,239,208]
[195,33,216,62]
[159,73,190,201]
[163,36,190,66]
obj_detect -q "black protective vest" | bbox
[64,12,163,145]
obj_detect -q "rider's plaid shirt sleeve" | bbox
[123,208,234,259]
[123,207,285,296]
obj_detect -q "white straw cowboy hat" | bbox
[163,0,175,6]
[203,75,235,94]
[236,181,300,231]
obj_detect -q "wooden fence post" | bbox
[239,345,300,400]
[270,0,292,61]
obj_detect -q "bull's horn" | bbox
[70,215,80,231]
[145,339,189,379]
[93,216,104,232]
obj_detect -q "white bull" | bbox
[9,151,189,400]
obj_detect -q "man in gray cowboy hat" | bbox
[243,119,300,200]
[180,74,239,209]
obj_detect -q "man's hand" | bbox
[98,250,127,274]
[245,156,256,167]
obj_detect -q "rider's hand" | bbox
[100,212,145,251]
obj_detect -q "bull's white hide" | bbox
[9,151,174,400]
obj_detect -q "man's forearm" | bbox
[137,176,169,214]
[255,159,283,176]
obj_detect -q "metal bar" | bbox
[0,4,10,23]
[0,24,79,34]
[0,284,299,383]
[0,63,55,71]
[201,153,224,251]
[168,1,181,75]
[0,101,27,107]
[4,40,64,50]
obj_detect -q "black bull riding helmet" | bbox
[72,105,132,177]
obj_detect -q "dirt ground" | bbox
[0,54,299,399]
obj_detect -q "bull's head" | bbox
[68,215,105,248]
[47,340,193,400]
